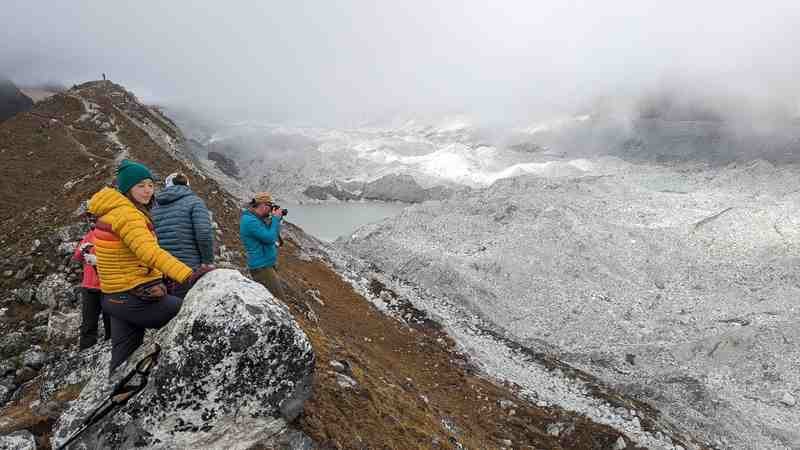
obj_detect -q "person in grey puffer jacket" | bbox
[152,172,214,297]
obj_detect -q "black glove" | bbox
[187,265,216,288]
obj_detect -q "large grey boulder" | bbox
[51,269,315,449]
[0,430,36,450]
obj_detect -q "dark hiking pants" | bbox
[168,280,191,299]
[251,266,286,300]
[101,291,182,373]
[79,288,111,350]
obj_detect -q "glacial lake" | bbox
[282,201,409,242]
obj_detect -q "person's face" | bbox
[130,179,155,205]
[253,202,270,217]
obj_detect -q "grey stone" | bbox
[0,429,36,450]
[52,223,89,245]
[14,263,33,280]
[0,360,14,377]
[13,288,34,304]
[613,436,627,450]
[22,349,47,370]
[46,311,80,345]
[546,423,562,437]
[51,269,315,450]
[0,383,15,406]
[31,326,48,341]
[15,366,37,384]
[32,310,49,323]
[56,241,77,257]
[2,270,12,277]
[0,332,27,359]
[781,393,796,407]
[335,373,358,389]
[35,273,74,310]
[498,399,517,410]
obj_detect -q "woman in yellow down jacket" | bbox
[89,159,210,372]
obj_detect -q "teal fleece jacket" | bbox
[239,209,282,270]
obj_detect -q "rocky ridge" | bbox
[0,79,33,123]
[303,173,455,203]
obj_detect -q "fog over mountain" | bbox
[2,1,800,127]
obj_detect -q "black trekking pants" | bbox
[101,291,182,373]
[79,288,111,350]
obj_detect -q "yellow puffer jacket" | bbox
[88,187,193,293]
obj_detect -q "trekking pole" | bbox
[55,345,160,450]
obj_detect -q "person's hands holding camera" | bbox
[270,205,285,218]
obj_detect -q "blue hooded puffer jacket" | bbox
[152,185,214,269]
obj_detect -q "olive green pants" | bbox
[251,266,286,300]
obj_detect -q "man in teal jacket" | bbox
[240,192,285,299]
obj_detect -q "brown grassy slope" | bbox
[0,81,244,282]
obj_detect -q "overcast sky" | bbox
[2,1,799,125]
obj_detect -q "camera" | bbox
[271,204,288,216]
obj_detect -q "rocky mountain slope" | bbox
[0,81,681,449]
[342,157,800,449]
[174,91,800,208]
[0,79,33,123]
[303,173,455,203]
[173,117,544,203]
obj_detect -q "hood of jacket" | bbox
[155,185,194,205]
[88,187,136,218]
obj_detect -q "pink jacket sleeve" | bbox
[72,230,95,262]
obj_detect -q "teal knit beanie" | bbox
[116,159,153,194]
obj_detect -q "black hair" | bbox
[173,173,189,186]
